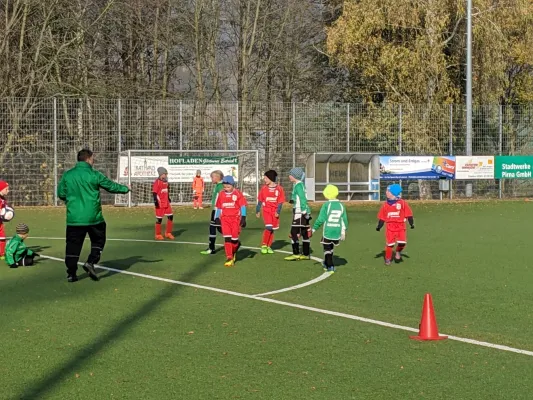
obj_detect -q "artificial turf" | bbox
[2,201,533,399]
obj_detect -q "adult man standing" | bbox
[57,149,130,282]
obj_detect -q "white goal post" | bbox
[115,150,260,207]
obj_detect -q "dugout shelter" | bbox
[305,152,381,201]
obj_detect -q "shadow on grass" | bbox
[97,256,164,279]
[238,248,257,261]
[374,251,410,260]
[17,252,220,400]
[271,239,289,250]
[28,245,52,253]
[333,256,348,267]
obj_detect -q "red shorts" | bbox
[263,209,280,230]
[221,217,241,240]
[385,229,406,246]
[155,205,173,218]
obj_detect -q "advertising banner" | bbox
[455,156,494,179]
[119,156,239,183]
[379,156,456,180]
[495,156,533,179]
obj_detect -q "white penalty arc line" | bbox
[30,236,331,297]
[33,238,533,357]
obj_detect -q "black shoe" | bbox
[82,262,100,281]
[67,275,78,283]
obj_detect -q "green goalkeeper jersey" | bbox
[5,235,33,266]
[291,181,310,215]
[312,200,348,241]
[211,182,224,208]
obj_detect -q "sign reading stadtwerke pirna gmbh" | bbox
[495,156,533,179]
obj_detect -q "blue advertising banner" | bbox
[379,156,456,180]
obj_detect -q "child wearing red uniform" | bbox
[0,181,9,260]
[256,170,285,254]
[376,184,414,265]
[152,167,174,240]
[192,170,205,209]
[214,176,247,267]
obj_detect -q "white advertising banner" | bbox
[118,156,239,183]
[455,156,494,179]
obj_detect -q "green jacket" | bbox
[5,235,33,266]
[57,162,129,226]
[211,182,224,208]
[291,181,310,215]
[312,200,348,241]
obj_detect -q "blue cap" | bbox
[387,184,402,197]
[222,175,235,186]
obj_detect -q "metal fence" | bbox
[1,98,532,205]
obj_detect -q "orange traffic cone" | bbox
[410,293,447,341]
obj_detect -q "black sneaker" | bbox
[82,263,100,281]
[67,275,78,283]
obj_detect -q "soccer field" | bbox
[2,201,533,399]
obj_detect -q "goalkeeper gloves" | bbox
[240,216,247,228]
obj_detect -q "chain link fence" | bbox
[1,98,532,205]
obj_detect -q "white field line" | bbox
[30,237,331,296]
[34,238,533,357]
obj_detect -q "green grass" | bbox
[2,201,533,399]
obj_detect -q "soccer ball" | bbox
[0,206,15,222]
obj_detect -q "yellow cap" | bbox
[323,184,339,200]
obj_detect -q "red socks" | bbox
[396,243,405,253]
[232,242,239,255]
[166,219,173,235]
[224,242,233,259]
[385,246,393,260]
[0,239,4,256]
[262,230,273,246]
[155,223,162,236]
[268,232,275,247]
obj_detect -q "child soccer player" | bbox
[310,184,348,273]
[200,170,224,255]
[256,170,285,254]
[214,176,247,267]
[192,170,205,209]
[0,180,10,260]
[376,184,414,265]
[153,167,174,240]
[5,223,39,268]
[285,167,312,261]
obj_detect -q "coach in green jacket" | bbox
[57,149,130,282]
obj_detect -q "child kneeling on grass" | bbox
[309,185,348,274]
[5,223,39,268]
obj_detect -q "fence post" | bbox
[53,97,58,206]
[179,100,183,150]
[346,103,350,153]
[292,102,296,168]
[398,105,402,155]
[449,104,453,199]
[499,105,503,199]
[117,99,122,153]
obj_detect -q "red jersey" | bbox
[152,179,170,207]
[377,199,413,232]
[215,189,247,218]
[0,197,6,225]
[258,184,285,211]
